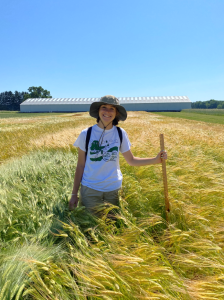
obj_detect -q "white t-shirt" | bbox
[73,124,131,192]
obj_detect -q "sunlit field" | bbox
[183,109,224,115]
[152,109,224,125]
[0,111,224,299]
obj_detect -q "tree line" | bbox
[0,86,52,111]
[1,90,223,111]
[192,99,224,109]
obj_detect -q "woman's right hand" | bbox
[69,195,79,210]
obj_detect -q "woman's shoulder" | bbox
[81,125,96,133]
[79,124,99,137]
[78,127,90,140]
[116,126,128,135]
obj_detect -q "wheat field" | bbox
[0,111,224,299]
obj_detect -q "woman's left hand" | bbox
[156,150,168,163]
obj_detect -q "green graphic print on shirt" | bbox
[90,140,118,162]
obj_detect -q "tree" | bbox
[217,102,224,109]
[206,99,218,109]
[23,86,52,101]
[192,101,206,108]
[0,87,52,110]
[191,99,224,109]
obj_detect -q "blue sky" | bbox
[1,0,223,102]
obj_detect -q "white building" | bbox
[20,96,191,112]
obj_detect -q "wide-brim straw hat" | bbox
[89,95,127,121]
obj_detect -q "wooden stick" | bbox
[160,134,170,222]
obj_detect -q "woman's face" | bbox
[99,104,117,125]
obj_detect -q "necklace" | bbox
[98,120,112,147]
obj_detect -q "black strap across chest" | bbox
[85,126,123,158]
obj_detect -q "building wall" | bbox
[122,102,191,111]
[20,102,191,112]
[20,104,91,112]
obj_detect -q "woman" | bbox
[69,95,167,213]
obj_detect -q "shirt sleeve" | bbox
[120,128,131,153]
[73,129,87,152]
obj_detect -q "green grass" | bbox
[152,110,224,124]
[183,109,224,115]
[0,150,187,299]
[0,113,90,163]
[1,111,224,299]
[0,111,66,118]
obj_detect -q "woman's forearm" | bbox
[72,165,85,194]
[122,150,167,166]
[128,156,159,166]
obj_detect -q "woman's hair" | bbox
[96,116,119,126]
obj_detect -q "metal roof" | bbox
[21,96,191,105]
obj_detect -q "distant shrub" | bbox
[192,99,224,109]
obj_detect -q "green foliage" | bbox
[0,86,52,111]
[152,110,224,124]
[0,113,83,163]
[182,109,224,116]
[0,151,76,242]
[217,102,224,109]
[0,111,64,119]
[0,150,188,299]
[0,91,28,111]
[1,112,224,299]
[192,99,224,109]
[23,86,52,101]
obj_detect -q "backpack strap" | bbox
[85,126,122,158]
[85,126,92,158]
[116,126,123,148]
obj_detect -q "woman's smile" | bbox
[99,104,117,125]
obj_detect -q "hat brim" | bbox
[89,101,127,121]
